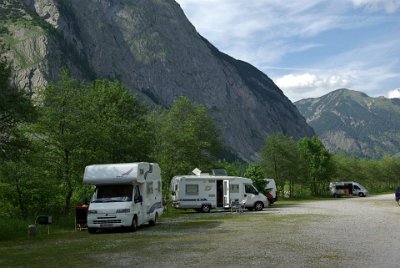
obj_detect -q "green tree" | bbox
[153,96,222,194]
[260,133,300,197]
[0,57,38,218]
[244,163,266,194]
[0,58,36,159]
[298,136,332,196]
[30,71,153,214]
[77,79,154,164]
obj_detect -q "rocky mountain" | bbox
[0,0,314,162]
[295,88,400,158]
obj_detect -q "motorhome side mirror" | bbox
[255,192,259,195]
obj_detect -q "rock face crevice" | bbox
[1,0,314,162]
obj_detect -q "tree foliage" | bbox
[244,163,266,194]
[26,71,154,214]
[0,58,36,159]
[260,133,300,197]
[153,96,222,193]
[298,137,332,196]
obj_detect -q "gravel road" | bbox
[261,193,400,268]
[106,194,400,268]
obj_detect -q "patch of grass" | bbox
[0,217,31,240]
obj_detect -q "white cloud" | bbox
[176,0,400,101]
[275,72,349,101]
[388,89,400,98]
[352,0,400,13]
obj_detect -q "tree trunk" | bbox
[63,148,73,214]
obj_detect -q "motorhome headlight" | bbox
[88,210,97,214]
[116,208,130,213]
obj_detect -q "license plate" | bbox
[100,224,113,228]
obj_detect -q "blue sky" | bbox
[175,0,400,101]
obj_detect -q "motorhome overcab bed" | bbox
[170,173,269,212]
[83,162,163,233]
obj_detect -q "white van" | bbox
[83,162,163,233]
[170,171,269,212]
[329,181,368,197]
[264,179,277,204]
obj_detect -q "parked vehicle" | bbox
[395,187,400,206]
[329,181,368,197]
[264,178,277,204]
[83,162,163,233]
[170,170,269,212]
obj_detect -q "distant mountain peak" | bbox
[295,88,400,158]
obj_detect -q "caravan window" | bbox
[245,184,258,194]
[186,184,199,195]
[230,184,239,193]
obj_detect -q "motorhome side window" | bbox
[230,184,239,193]
[186,184,199,195]
[134,185,142,202]
[147,182,153,194]
[354,185,360,190]
[245,184,258,194]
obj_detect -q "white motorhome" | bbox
[329,181,368,197]
[83,162,163,233]
[170,171,269,212]
[264,179,277,204]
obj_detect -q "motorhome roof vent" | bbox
[211,169,227,176]
[192,168,202,176]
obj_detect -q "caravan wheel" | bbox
[201,205,211,213]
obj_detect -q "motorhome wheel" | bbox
[201,205,211,213]
[131,216,138,232]
[358,192,365,197]
[254,201,263,211]
[88,227,97,234]
[149,213,158,226]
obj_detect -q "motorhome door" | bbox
[223,180,230,208]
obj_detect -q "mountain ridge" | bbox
[295,88,400,158]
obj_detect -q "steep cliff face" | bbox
[1,0,314,161]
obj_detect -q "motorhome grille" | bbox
[93,219,122,224]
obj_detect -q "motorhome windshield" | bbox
[92,185,133,203]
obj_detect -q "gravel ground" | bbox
[262,194,400,268]
[102,194,400,268]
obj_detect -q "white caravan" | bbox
[329,181,368,197]
[170,172,269,212]
[83,162,163,233]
